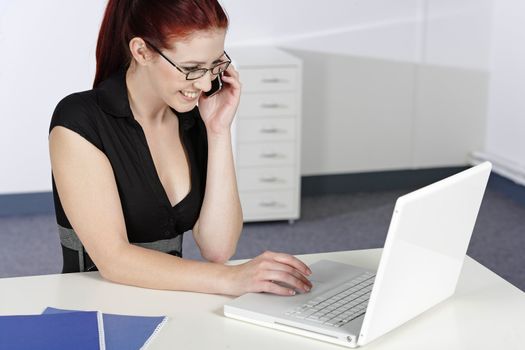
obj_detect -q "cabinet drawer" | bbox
[238,142,295,167]
[240,68,298,92]
[238,118,296,142]
[238,167,296,191]
[240,190,296,216]
[238,93,297,118]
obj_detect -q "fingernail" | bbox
[289,290,296,295]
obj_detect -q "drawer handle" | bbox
[260,152,281,159]
[259,177,279,183]
[261,78,288,84]
[259,201,279,208]
[259,127,282,134]
[260,103,288,109]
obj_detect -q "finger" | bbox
[281,268,312,291]
[225,63,239,77]
[264,261,312,289]
[263,270,309,293]
[220,73,241,89]
[270,252,312,276]
[259,281,296,296]
[289,267,313,289]
[220,75,241,97]
[220,75,240,88]
[221,66,238,82]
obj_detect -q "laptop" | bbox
[224,162,492,347]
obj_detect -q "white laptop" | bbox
[224,162,492,347]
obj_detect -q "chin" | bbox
[171,98,198,113]
[172,105,196,114]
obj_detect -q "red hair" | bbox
[93,0,229,87]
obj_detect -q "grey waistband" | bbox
[58,225,183,272]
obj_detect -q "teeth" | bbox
[181,90,199,99]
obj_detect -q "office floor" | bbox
[0,187,524,291]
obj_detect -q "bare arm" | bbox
[49,126,311,295]
[191,65,243,263]
[192,130,243,263]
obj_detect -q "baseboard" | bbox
[470,151,525,186]
[1,166,524,217]
[302,166,525,208]
[301,166,468,196]
[0,192,54,217]
[487,172,525,208]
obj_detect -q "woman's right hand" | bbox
[225,251,313,296]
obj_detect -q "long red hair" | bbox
[93,0,229,87]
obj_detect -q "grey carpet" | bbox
[0,188,524,292]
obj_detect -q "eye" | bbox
[182,66,200,71]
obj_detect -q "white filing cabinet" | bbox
[229,47,302,222]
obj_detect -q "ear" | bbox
[129,37,151,66]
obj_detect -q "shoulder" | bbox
[50,90,98,128]
[50,89,104,151]
[54,90,96,110]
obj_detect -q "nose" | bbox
[193,70,213,93]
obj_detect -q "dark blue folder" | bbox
[0,311,103,350]
[43,307,167,350]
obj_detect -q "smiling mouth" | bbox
[180,90,200,99]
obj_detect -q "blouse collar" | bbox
[96,66,197,130]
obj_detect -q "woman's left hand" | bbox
[198,65,241,136]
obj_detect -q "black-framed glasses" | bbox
[144,40,231,81]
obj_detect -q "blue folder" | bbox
[43,307,167,350]
[0,311,104,350]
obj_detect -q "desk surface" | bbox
[1,249,524,349]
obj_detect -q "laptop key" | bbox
[286,272,375,325]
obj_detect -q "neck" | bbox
[126,64,171,126]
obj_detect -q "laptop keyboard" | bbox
[285,272,375,328]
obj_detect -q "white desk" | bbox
[1,249,524,349]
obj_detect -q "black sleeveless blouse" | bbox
[49,68,208,272]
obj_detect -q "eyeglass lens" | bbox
[186,61,230,80]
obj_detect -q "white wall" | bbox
[421,0,493,70]
[0,1,106,194]
[474,0,525,185]
[0,0,504,194]
[224,0,423,63]
[224,0,492,175]
[411,0,491,169]
[223,0,427,175]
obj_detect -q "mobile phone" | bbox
[205,73,223,97]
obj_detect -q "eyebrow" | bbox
[180,53,226,65]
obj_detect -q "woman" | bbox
[48,0,312,296]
